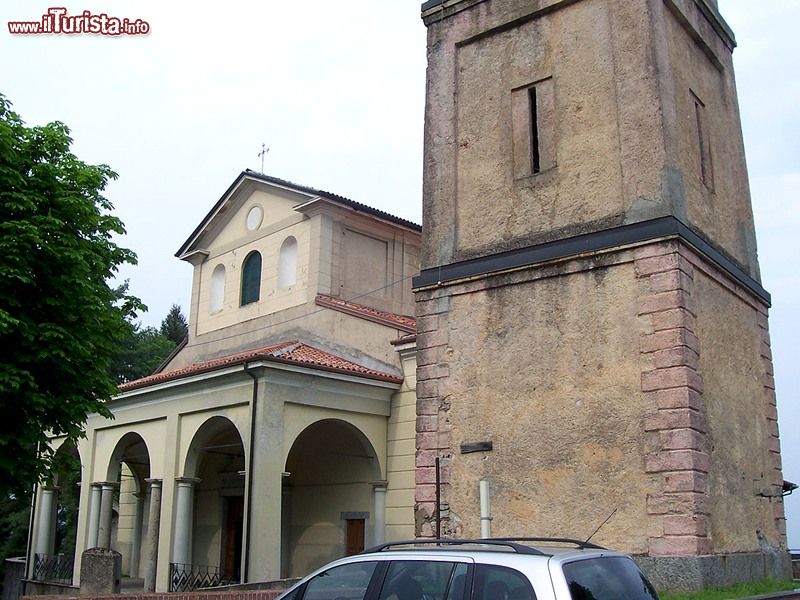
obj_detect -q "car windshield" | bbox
[562,556,658,600]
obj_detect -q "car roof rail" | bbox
[487,537,607,550]
[362,539,547,555]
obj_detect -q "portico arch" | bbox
[101,432,152,581]
[173,416,245,590]
[31,440,82,585]
[107,431,151,485]
[282,419,382,578]
[52,441,82,558]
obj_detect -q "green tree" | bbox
[110,322,175,384]
[0,95,142,496]
[160,303,188,344]
[0,491,30,593]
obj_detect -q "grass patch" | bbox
[660,579,799,600]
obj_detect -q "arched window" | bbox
[278,236,298,289]
[209,264,226,313]
[240,251,262,305]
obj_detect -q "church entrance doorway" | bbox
[222,495,244,580]
[345,518,365,555]
[179,417,246,588]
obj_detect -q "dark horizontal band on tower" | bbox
[412,216,770,306]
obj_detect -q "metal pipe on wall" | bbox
[480,479,492,538]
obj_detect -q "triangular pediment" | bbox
[176,172,317,261]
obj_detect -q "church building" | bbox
[29,171,421,592]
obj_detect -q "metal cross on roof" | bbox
[258,143,269,174]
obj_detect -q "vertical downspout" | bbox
[243,363,258,584]
[435,458,441,539]
[479,480,492,538]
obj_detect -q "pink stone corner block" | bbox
[653,388,703,410]
[645,449,710,473]
[415,484,437,502]
[641,366,703,393]
[648,535,711,556]
[663,514,708,536]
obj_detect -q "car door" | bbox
[280,559,383,600]
[376,558,474,600]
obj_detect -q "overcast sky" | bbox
[2,1,797,547]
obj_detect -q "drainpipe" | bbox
[479,480,492,539]
[243,363,258,583]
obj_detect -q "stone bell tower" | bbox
[413,0,789,590]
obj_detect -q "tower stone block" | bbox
[414,0,788,590]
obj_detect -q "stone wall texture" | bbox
[415,239,787,563]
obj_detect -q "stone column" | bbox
[143,479,162,592]
[35,486,59,556]
[86,483,102,549]
[171,478,199,567]
[130,492,145,578]
[372,483,387,546]
[87,483,102,548]
[97,482,117,549]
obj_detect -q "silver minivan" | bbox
[277,538,659,600]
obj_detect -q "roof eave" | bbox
[117,349,402,395]
[175,171,420,260]
[175,171,250,259]
[315,294,416,334]
[295,196,422,234]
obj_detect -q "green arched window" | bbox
[240,251,262,305]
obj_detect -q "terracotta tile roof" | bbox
[119,340,403,392]
[315,294,416,333]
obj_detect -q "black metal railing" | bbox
[169,562,239,592]
[33,553,74,584]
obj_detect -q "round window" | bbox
[245,205,263,231]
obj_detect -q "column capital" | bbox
[371,481,389,490]
[145,478,163,487]
[40,484,60,492]
[97,481,120,490]
[175,476,201,485]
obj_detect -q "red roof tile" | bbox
[119,340,402,392]
[315,294,416,333]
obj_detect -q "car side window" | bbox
[473,564,536,600]
[562,557,658,600]
[379,561,461,600]
[304,561,379,600]
[280,586,302,600]
[444,562,469,600]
